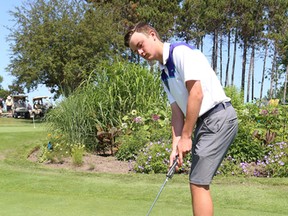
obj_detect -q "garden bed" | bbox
[28,148,134,174]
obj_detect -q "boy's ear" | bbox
[150,31,157,40]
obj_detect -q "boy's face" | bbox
[129,31,158,61]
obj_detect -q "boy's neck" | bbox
[155,41,164,64]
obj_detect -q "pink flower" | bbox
[152,114,160,121]
[133,116,142,123]
[260,109,268,115]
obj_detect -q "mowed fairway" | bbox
[0,118,287,216]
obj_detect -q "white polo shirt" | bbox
[160,42,230,117]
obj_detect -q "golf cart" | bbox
[11,95,31,119]
[31,96,53,118]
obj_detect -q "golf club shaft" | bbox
[145,156,178,216]
[146,178,169,216]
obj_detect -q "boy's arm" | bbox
[170,102,184,166]
[178,80,203,166]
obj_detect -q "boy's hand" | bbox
[177,137,192,167]
[169,150,178,169]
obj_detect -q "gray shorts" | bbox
[189,102,238,185]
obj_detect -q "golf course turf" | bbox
[0,118,287,216]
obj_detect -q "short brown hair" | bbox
[124,22,160,47]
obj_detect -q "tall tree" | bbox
[7,0,124,97]
[176,0,207,48]
[225,30,231,87]
[265,0,288,99]
[275,29,288,103]
[247,46,255,102]
[135,0,181,41]
[284,65,288,103]
[231,28,238,86]
[234,0,265,101]
[259,41,269,100]
[224,0,236,87]
[204,0,229,73]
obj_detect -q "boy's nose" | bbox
[138,48,144,56]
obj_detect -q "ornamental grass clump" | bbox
[71,143,85,166]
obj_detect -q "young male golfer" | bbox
[124,22,238,216]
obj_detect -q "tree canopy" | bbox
[7,0,125,97]
[5,0,288,102]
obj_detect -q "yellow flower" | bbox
[131,110,137,115]
[268,99,279,107]
[47,134,52,137]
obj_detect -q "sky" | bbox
[0,0,273,103]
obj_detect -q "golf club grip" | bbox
[166,156,178,178]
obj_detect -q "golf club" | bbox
[146,155,178,216]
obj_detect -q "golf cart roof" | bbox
[33,96,51,100]
[11,95,28,99]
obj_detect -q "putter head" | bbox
[166,156,178,179]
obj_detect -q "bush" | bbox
[217,141,288,177]
[116,106,171,161]
[216,155,243,176]
[115,130,150,161]
[38,133,71,164]
[264,142,288,177]
[228,103,269,162]
[224,85,244,111]
[225,95,288,163]
[133,140,191,174]
[46,60,167,154]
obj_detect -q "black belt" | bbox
[199,101,231,121]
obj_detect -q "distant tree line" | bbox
[5,0,288,102]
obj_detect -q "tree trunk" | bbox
[219,31,223,85]
[201,36,204,53]
[269,46,277,99]
[247,50,252,103]
[198,36,203,52]
[274,65,279,96]
[251,46,255,101]
[231,29,238,85]
[260,42,268,100]
[241,39,248,95]
[225,30,231,87]
[212,29,218,73]
[284,64,288,104]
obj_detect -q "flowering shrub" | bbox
[38,134,65,163]
[217,155,243,176]
[39,133,85,165]
[116,107,171,161]
[134,140,191,174]
[115,130,150,161]
[228,99,288,163]
[264,142,288,177]
[217,142,288,177]
[121,108,170,137]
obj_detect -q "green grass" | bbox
[0,118,287,216]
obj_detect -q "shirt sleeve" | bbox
[172,46,210,83]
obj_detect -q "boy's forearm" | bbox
[181,98,201,139]
[171,102,184,151]
[182,80,203,139]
